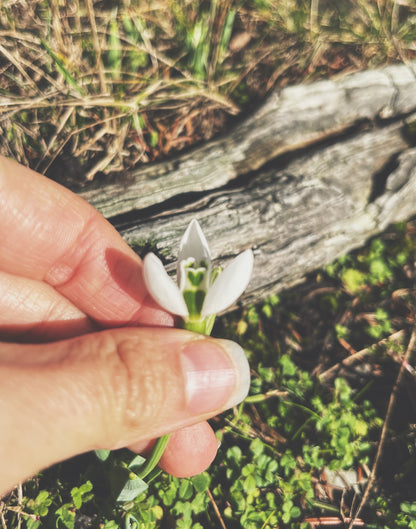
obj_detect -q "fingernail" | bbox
[181,338,250,415]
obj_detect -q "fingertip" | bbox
[159,422,218,477]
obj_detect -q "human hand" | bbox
[0,156,250,497]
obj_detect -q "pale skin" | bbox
[0,155,245,497]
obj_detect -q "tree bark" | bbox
[78,61,416,308]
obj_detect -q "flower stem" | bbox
[182,314,216,335]
[137,433,171,479]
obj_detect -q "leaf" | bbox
[103,522,119,529]
[55,505,76,529]
[179,479,194,500]
[226,446,242,465]
[109,467,148,502]
[40,39,84,96]
[27,520,41,529]
[36,490,49,502]
[95,449,111,461]
[279,355,297,376]
[243,474,257,493]
[125,513,140,529]
[128,454,146,469]
[219,9,236,62]
[116,475,148,502]
[249,438,265,457]
[108,13,122,75]
[71,481,93,509]
[341,268,367,294]
[192,472,211,493]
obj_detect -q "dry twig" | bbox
[319,330,405,383]
[206,487,227,529]
[347,326,416,528]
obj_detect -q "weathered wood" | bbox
[79,62,416,218]
[77,62,416,308]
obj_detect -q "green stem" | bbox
[291,415,314,441]
[287,401,321,420]
[137,434,171,479]
[181,314,216,335]
[311,500,341,513]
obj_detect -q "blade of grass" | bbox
[85,0,107,95]
[40,39,84,96]
[107,9,122,82]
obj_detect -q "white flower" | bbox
[143,219,253,330]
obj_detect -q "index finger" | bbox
[0,156,173,327]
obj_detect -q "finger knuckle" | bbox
[97,332,179,442]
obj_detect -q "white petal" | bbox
[143,253,189,317]
[178,219,211,271]
[201,249,254,316]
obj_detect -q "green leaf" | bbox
[70,481,93,510]
[192,472,211,493]
[103,522,119,529]
[35,490,50,504]
[95,449,111,461]
[226,446,242,465]
[27,520,41,529]
[27,490,52,517]
[335,324,349,339]
[116,475,148,502]
[279,355,297,376]
[108,14,122,75]
[40,39,84,96]
[109,467,148,502]
[250,438,265,457]
[128,454,146,469]
[262,303,273,318]
[243,474,257,493]
[219,9,236,63]
[369,257,392,283]
[55,504,76,529]
[149,130,159,147]
[341,268,366,294]
[125,513,140,529]
[179,479,194,500]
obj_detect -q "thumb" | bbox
[0,328,250,494]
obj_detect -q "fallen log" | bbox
[78,61,416,308]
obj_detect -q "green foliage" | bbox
[398,502,416,529]
[24,490,52,528]
[313,379,375,469]
[169,0,236,81]
[71,481,94,510]
[21,480,94,529]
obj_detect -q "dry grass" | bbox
[0,0,415,183]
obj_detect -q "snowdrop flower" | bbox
[143,219,254,334]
